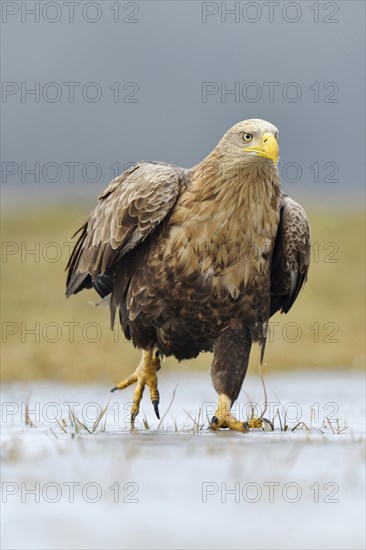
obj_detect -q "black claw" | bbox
[261,417,274,431]
[152,400,160,419]
[243,421,249,431]
[210,415,219,430]
[110,387,118,393]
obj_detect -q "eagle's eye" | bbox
[241,132,253,142]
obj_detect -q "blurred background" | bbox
[1,0,365,383]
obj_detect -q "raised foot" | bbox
[111,349,161,426]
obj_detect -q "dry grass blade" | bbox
[43,427,58,439]
[335,418,349,434]
[337,426,349,434]
[54,416,67,433]
[183,409,204,432]
[180,413,191,433]
[197,407,202,431]
[142,410,150,430]
[271,389,290,430]
[324,417,348,434]
[68,406,92,434]
[91,401,110,433]
[273,408,282,431]
[157,385,178,429]
[68,407,79,434]
[258,362,269,418]
[325,416,336,434]
[310,408,314,430]
[242,389,257,420]
[283,409,288,431]
[68,402,109,435]
[291,421,310,432]
[171,415,178,432]
[24,395,35,427]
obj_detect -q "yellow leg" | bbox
[210,394,249,433]
[111,350,161,426]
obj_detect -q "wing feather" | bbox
[66,161,183,297]
[270,195,311,316]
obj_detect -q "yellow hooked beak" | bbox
[243,132,279,163]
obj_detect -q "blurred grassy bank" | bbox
[1,206,365,383]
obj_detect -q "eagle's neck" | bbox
[186,154,281,233]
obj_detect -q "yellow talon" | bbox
[248,417,263,429]
[210,394,249,433]
[248,417,274,430]
[111,349,161,426]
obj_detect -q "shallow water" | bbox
[1,370,365,550]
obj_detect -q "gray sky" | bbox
[1,0,365,209]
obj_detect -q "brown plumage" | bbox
[66,119,310,430]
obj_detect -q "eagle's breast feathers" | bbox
[163,161,281,303]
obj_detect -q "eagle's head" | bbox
[218,119,279,165]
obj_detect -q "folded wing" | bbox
[66,161,184,298]
[270,195,311,316]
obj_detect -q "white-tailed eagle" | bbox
[66,119,310,431]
